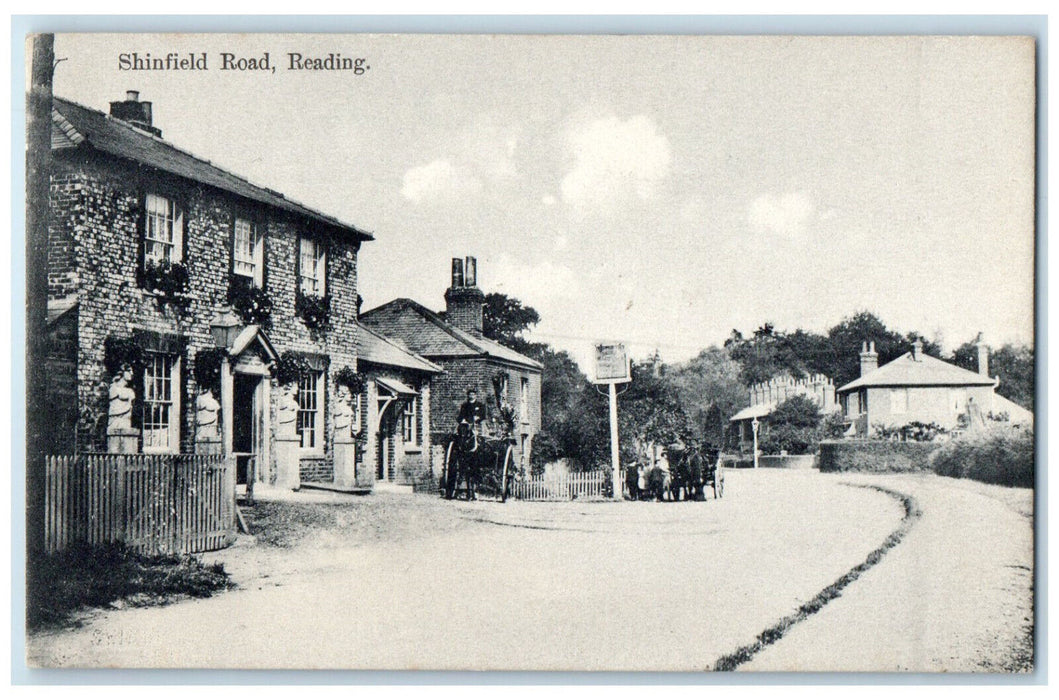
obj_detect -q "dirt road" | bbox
[26,470,1033,672]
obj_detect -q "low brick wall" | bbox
[758,455,818,470]
[818,440,940,474]
[299,457,333,483]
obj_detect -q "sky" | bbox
[48,33,1036,371]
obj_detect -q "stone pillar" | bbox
[275,382,300,490]
[275,437,300,490]
[334,435,356,487]
[107,427,139,453]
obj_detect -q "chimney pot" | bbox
[859,339,879,376]
[445,255,484,337]
[977,341,989,377]
[126,90,139,102]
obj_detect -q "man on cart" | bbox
[456,388,488,435]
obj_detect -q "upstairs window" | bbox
[233,217,264,286]
[298,237,327,297]
[144,193,183,265]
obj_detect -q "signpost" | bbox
[592,342,631,499]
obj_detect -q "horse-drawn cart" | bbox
[440,421,517,502]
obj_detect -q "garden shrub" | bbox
[818,440,939,473]
[928,428,1034,488]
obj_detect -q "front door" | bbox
[233,373,262,485]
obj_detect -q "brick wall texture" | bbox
[47,149,362,484]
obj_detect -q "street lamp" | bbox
[209,306,243,349]
[751,416,760,469]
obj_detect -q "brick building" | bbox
[355,323,441,487]
[359,257,543,469]
[43,91,373,490]
[837,340,1032,436]
[729,373,837,452]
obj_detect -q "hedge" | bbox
[928,428,1034,488]
[818,440,939,474]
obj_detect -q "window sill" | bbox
[403,446,422,454]
[298,451,326,459]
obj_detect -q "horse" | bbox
[666,446,699,501]
[442,421,514,502]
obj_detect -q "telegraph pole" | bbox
[27,33,55,560]
[608,381,621,498]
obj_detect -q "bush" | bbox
[227,276,273,326]
[142,259,190,300]
[296,292,331,331]
[928,428,1034,488]
[193,347,226,397]
[818,440,939,473]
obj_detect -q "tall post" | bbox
[609,382,621,499]
[26,33,55,560]
[752,417,760,469]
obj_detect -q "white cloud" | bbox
[747,192,817,239]
[490,256,581,308]
[560,115,672,209]
[400,159,481,205]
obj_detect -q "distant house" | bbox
[354,323,442,487]
[729,374,837,452]
[837,340,1032,436]
[360,257,542,468]
[44,91,373,491]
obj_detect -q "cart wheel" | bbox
[443,441,455,499]
[499,446,513,503]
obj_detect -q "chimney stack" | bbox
[444,255,485,337]
[859,341,878,376]
[911,338,923,361]
[109,90,161,137]
[977,341,989,377]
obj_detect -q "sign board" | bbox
[593,342,631,384]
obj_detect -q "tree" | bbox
[667,345,747,445]
[758,395,823,455]
[825,311,908,388]
[482,292,541,346]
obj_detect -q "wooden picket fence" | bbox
[44,453,237,555]
[513,470,607,501]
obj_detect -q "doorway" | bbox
[233,373,262,485]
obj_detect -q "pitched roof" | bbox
[356,323,441,374]
[838,351,997,392]
[729,402,775,422]
[50,97,373,244]
[360,298,543,371]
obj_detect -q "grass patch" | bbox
[240,501,351,547]
[712,484,921,671]
[27,541,232,631]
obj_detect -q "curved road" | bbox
[26,470,1033,672]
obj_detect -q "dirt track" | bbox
[26,470,1033,672]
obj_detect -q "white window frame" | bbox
[402,395,418,446]
[298,237,327,297]
[142,352,181,454]
[233,217,264,286]
[296,370,324,452]
[144,193,183,265]
[520,377,529,423]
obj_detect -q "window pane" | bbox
[234,218,257,279]
[143,353,175,451]
[297,371,320,449]
[144,193,176,264]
